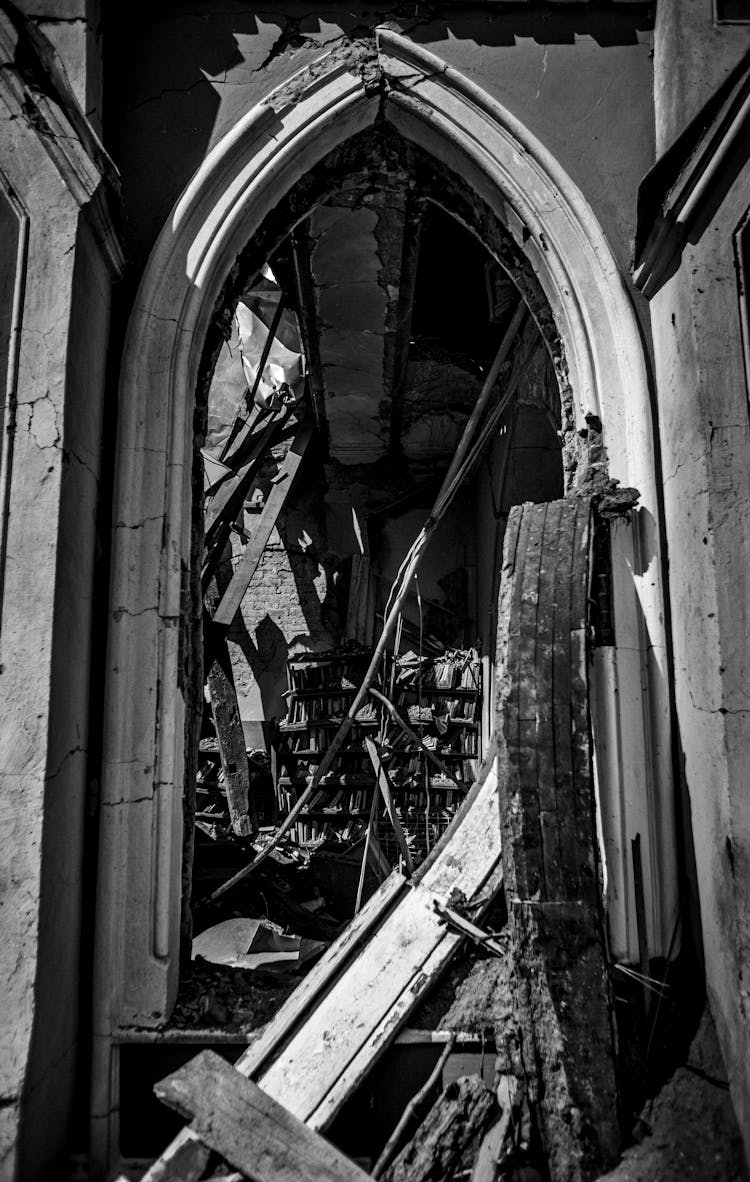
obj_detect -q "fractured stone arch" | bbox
[91,27,677,1166]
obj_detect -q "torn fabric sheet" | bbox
[203,265,304,475]
[192,918,325,971]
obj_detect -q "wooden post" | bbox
[205,577,255,837]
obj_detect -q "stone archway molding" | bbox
[91,27,677,1167]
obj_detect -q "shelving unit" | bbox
[275,645,483,869]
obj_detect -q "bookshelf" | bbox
[275,645,482,868]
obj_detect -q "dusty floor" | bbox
[596,1011,748,1182]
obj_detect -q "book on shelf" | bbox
[275,643,483,860]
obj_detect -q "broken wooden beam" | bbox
[204,401,292,540]
[470,1074,523,1182]
[365,736,414,876]
[154,1050,370,1182]
[212,422,312,627]
[238,755,502,1131]
[205,576,256,837]
[218,295,286,463]
[381,1074,496,1182]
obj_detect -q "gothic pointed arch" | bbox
[91,34,677,1167]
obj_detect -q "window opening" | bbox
[176,193,563,1038]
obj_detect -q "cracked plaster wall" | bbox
[648,123,750,1162]
[0,46,114,1179]
[654,0,750,155]
[104,3,655,292]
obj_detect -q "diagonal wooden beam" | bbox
[205,578,256,838]
[212,422,312,627]
[365,736,415,876]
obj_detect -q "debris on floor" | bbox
[169,958,296,1033]
[595,1009,749,1182]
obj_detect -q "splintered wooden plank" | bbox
[205,406,289,539]
[145,753,500,1178]
[251,759,501,1127]
[155,1051,370,1182]
[496,506,531,901]
[495,496,617,1177]
[256,885,455,1123]
[307,928,461,1130]
[497,499,593,905]
[143,736,503,1177]
[207,646,255,836]
[213,423,312,626]
[419,758,500,899]
[236,870,407,1079]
